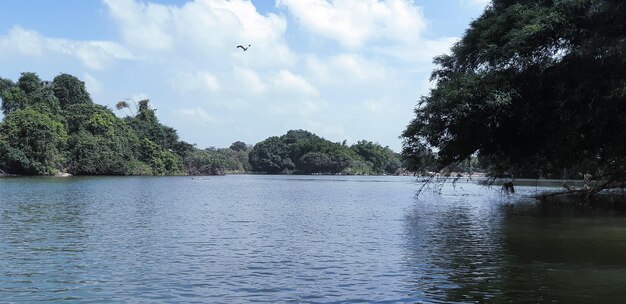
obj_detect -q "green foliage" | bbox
[17,72,43,95]
[126,99,182,152]
[184,148,244,175]
[217,148,249,171]
[402,0,626,180]
[29,86,61,115]
[229,141,249,152]
[1,72,405,177]
[351,140,402,174]
[115,100,136,117]
[116,100,130,110]
[138,138,184,175]
[249,130,403,175]
[0,109,67,175]
[68,131,136,175]
[136,99,156,122]
[1,86,29,115]
[249,136,292,174]
[1,73,61,115]
[64,104,142,175]
[0,72,192,176]
[172,141,197,158]
[0,78,13,92]
[52,74,92,108]
[299,152,331,173]
[64,103,111,133]
[226,141,252,171]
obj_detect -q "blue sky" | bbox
[0,0,488,151]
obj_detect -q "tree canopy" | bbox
[1,73,405,176]
[249,130,403,175]
[0,109,67,175]
[0,72,187,176]
[402,0,625,186]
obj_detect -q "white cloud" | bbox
[273,69,319,97]
[305,53,390,85]
[1,26,44,55]
[278,0,459,66]
[103,0,295,67]
[234,67,265,94]
[300,120,348,142]
[0,26,136,70]
[83,73,103,97]
[103,0,174,51]
[169,71,220,94]
[269,98,327,117]
[175,107,217,125]
[277,0,426,49]
[375,36,459,64]
[0,0,483,151]
[363,98,388,113]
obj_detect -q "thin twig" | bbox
[415,171,438,198]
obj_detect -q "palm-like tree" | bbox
[115,100,134,117]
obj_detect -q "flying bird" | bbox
[236,44,251,51]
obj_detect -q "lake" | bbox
[1,175,626,303]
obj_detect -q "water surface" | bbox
[1,175,626,303]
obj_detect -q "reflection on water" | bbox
[405,185,626,303]
[497,207,626,303]
[403,186,506,303]
[1,176,626,302]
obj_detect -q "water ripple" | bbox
[2,176,626,302]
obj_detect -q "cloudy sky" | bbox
[0,0,488,151]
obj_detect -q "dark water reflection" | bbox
[407,184,626,303]
[1,176,626,303]
[403,187,506,303]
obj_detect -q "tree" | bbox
[326,150,355,173]
[249,130,402,175]
[29,86,61,115]
[64,104,141,175]
[126,99,183,152]
[299,152,331,173]
[138,138,184,175]
[0,78,13,92]
[1,72,197,176]
[17,72,43,95]
[68,130,137,175]
[402,0,626,189]
[115,100,135,117]
[184,148,245,175]
[351,140,400,174]
[52,73,92,108]
[64,103,112,133]
[1,86,29,115]
[0,109,67,174]
[229,141,249,152]
[1,73,60,115]
[249,136,293,174]
[281,129,319,145]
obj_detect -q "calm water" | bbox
[1,175,626,303]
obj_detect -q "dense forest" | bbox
[0,73,193,176]
[0,73,404,176]
[249,130,402,175]
[402,0,625,193]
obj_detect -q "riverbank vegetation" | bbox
[0,73,404,176]
[0,73,191,176]
[249,130,402,175]
[402,0,625,197]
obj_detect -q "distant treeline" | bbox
[248,130,403,175]
[0,72,406,176]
